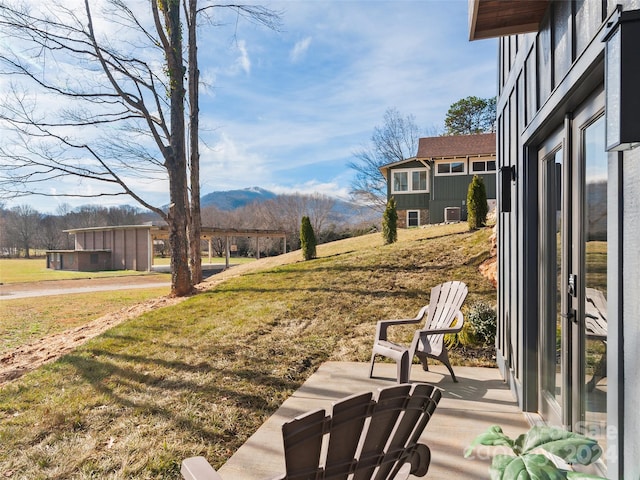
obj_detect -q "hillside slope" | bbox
[0,223,496,478]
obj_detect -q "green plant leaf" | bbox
[465,425,515,458]
[488,454,516,480]
[492,454,567,480]
[521,426,602,465]
[565,471,607,479]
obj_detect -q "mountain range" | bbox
[200,187,276,210]
[200,187,379,225]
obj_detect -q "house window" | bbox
[436,161,466,175]
[471,159,497,172]
[90,253,99,264]
[412,171,427,190]
[391,168,429,193]
[407,211,420,227]
[393,171,409,192]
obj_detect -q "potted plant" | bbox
[464,425,606,479]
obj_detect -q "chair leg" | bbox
[369,352,377,379]
[419,355,429,372]
[397,349,410,384]
[439,349,458,383]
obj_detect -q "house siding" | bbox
[494,1,640,477]
[431,173,496,223]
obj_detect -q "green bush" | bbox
[444,321,476,349]
[382,197,398,244]
[467,302,496,346]
[467,174,488,230]
[300,216,317,261]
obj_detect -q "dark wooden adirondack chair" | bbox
[182,383,441,480]
[370,281,468,383]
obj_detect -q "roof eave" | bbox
[468,0,549,41]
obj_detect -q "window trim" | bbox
[407,210,420,227]
[471,159,497,173]
[434,159,467,176]
[390,167,430,194]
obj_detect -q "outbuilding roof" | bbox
[416,133,496,159]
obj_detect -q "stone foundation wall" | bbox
[397,209,430,228]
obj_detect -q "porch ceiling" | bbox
[468,0,549,40]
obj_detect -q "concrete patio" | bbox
[217,361,530,480]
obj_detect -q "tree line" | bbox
[0,193,377,260]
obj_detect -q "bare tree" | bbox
[5,204,41,258]
[348,108,426,211]
[0,1,280,296]
[38,214,66,251]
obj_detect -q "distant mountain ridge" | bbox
[200,187,379,225]
[200,187,276,210]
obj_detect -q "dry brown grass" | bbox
[0,224,496,478]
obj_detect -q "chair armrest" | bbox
[181,457,223,480]
[415,310,464,336]
[374,306,428,341]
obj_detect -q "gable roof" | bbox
[417,133,496,159]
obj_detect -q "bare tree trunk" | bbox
[160,0,192,296]
[186,0,202,285]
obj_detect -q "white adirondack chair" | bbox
[369,281,468,383]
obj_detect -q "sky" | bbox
[1,0,498,214]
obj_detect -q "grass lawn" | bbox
[0,288,170,355]
[0,223,496,478]
[152,256,256,266]
[0,258,158,284]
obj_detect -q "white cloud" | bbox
[289,37,312,63]
[268,180,351,200]
[232,40,251,76]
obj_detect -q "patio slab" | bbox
[218,361,530,480]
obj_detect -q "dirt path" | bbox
[0,293,185,386]
[0,256,302,387]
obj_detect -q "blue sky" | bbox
[3,0,497,213]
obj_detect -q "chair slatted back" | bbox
[281,384,441,480]
[424,281,468,330]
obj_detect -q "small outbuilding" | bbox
[46,224,287,272]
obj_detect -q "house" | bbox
[469,0,640,477]
[379,133,496,227]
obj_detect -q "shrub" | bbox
[382,197,398,244]
[467,174,488,230]
[467,302,497,346]
[300,216,317,260]
[444,321,476,349]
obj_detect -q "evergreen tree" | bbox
[467,175,488,230]
[300,216,317,260]
[382,197,398,244]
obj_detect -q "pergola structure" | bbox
[151,225,287,269]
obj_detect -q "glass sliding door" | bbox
[538,128,566,428]
[570,90,607,473]
[575,112,608,459]
[537,91,608,474]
